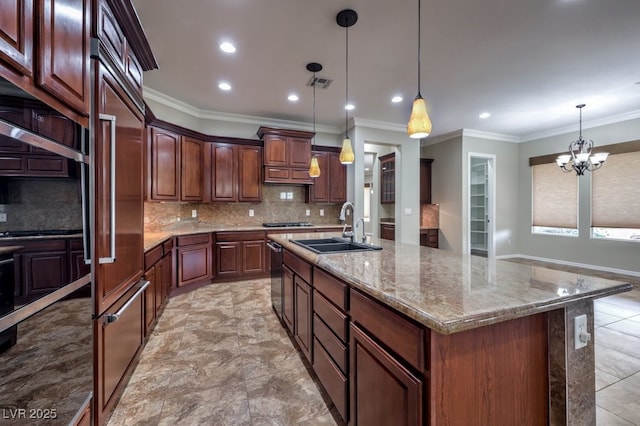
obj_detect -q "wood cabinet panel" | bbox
[0,0,34,76]
[215,241,240,278]
[148,127,179,201]
[210,143,237,202]
[282,265,295,334]
[263,135,287,167]
[313,314,347,374]
[143,264,156,336]
[242,240,265,274]
[306,150,347,204]
[180,136,203,202]
[420,229,439,249]
[306,152,328,201]
[22,246,67,296]
[294,275,312,362]
[258,127,313,184]
[283,249,311,283]
[238,145,262,202]
[350,323,423,426]
[38,0,91,115]
[314,291,348,343]
[380,223,395,241]
[177,237,212,287]
[289,137,311,168]
[313,266,348,311]
[313,337,348,421]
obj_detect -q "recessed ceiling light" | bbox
[218,81,232,91]
[364,167,370,171]
[345,104,355,111]
[479,112,491,119]
[288,94,299,102]
[219,41,236,53]
[391,96,403,103]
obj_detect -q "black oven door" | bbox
[267,240,283,322]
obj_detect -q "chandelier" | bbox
[556,104,608,176]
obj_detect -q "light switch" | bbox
[305,209,311,216]
[320,209,324,216]
[404,207,412,215]
[0,213,6,222]
[192,209,198,218]
[249,209,254,217]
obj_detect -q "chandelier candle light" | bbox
[556,104,609,176]
[337,9,357,164]
[407,0,433,139]
[307,62,322,178]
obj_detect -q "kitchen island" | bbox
[268,232,632,425]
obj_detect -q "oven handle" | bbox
[98,113,116,264]
[267,242,282,252]
[104,280,150,324]
[0,258,15,266]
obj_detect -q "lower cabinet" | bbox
[143,238,174,337]
[176,233,212,287]
[294,276,312,361]
[420,229,439,249]
[282,265,295,334]
[214,231,266,280]
[380,223,395,241]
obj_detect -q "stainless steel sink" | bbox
[290,237,382,254]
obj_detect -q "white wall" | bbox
[517,117,640,273]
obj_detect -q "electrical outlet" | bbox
[249,209,254,217]
[286,192,293,200]
[320,209,324,216]
[191,209,197,218]
[280,192,286,200]
[305,209,310,216]
[0,213,6,222]
[574,314,590,350]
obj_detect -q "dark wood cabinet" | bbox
[306,149,347,204]
[214,231,266,279]
[294,276,313,362]
[258,127,313,184]
[350,323,423,426]
[0,0,34,77]
[143,239,173,337]
[380,223,395,241]
[420,158,433,204]
[176,233,212,287]
[282,249,313,362]
[147,127,180,201]
[143,263,156,336]
[420,229,439,249]
[180,136,204,202]
[282,265,295,334]
[205,142,262,203]
[69,238,90,281]
[380,152,395,204]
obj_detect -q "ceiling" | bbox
[132,0,640,141]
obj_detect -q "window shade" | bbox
[592,151,640,228]
[532,163,578,228]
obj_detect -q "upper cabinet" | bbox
[0,0,91,125]
[204,141,262,203]
[420,158,433,204]
[258,126,313,184]
[379,152,395,204]
[146,126,203,202]
[306,149,347,204]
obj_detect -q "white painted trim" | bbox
[422,130,463,146]
[497,254,640,278]
[352,117,407,133]
[462,129,520,143]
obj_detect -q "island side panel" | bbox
[429,313,548,425]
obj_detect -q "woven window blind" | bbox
[592,151,640,228]
[532,163,578,228]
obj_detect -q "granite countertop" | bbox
[268,232,633,335]
[143,222,343,251]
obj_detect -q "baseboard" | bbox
[497,254,640,278]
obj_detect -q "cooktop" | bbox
[262,222,313,228]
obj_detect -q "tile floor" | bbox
[108,264,640,425]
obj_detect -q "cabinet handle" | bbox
[98,113,117,264]
[80,162,91,265]
[104,280,150,324]
[0,258,15,266]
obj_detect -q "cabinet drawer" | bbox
[163,238,174,252]
[290,168,313,183]
[177,233,210,247]
[283,249,311,283]
[314,291,348,343]
[314,268,348,311]
[314,314,347,374]
[350,289,427,371]
[313,337,348,421]
[216,231,265,242]
[144,244,163,269]
[264,167,289,180]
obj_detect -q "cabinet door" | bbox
[380,224,395,241]
[0,0,33,76]
[23,247,68,300]
[289,137,311,168]
[143,264,156,337]
[148,127,180,201]
[328,152,347,203]
[294,276,312,362]
[38,0,91,115]
[282,265,294,334]
[242,240,265,274]
[350,324,423,426]
[263,135,287,167]
[306,151,329,203]
[215,241,241,277]
[420,158,432,204]
[154,256,164,314]
[211,143,237,202]
[180,136,203,202]
[238,145,262,202]
[177,244,212,287]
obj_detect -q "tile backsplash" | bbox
[144,185,343,232]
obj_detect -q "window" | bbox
[531,162,578,236]
[591,151,640,242]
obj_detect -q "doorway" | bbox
[468,154,495,258]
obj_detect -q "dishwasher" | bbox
[267,240,283,323]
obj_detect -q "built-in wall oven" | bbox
[267,240,284,322]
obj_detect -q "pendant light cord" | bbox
[345,23,349,139]
[417,0,421,95]
[313,71,316,148]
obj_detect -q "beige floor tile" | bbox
[596,372,640,425]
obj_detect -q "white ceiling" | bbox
[132,0,640,141]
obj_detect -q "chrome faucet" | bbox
[356,217,367,244]
[339,201,356,242]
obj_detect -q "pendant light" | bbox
[337,9,357,164]
[307,62,322,178]
[407,0,432,139]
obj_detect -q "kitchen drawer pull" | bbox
[0,258,15,266]
[80,161,92,265]
[104,280,150,324]
[98,113,116,264]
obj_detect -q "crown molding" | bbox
[143,87,340,134]
[421,130,463,146]
[462,128,520,143]
[351,117,407,133]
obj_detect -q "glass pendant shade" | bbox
[309,156,321,177]
[407,94,432,139]
[340,137,355,164]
